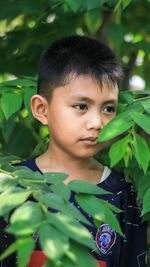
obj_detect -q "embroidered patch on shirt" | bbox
[96,224,116,254]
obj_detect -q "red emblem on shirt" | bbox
[96,224,116,254]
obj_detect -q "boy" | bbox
[1,36,147,266]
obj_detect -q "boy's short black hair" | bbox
[37,35,123,100]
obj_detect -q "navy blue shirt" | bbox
[0,158,147,267]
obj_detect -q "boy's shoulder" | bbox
[15,158,133,194]
[14,157,42,173]
[100,168,134,195]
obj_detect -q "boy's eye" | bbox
[103,106,116,113]
[73,104,88,110]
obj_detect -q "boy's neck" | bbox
[35,149,104,184]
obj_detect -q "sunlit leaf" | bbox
[1,93,23,120]
[75,194,123,236]
[109,135,132,167]
[141,187,150,216]
[40,192,90,225]
[46,212,95,249]
[0,241,18,261]
[2,79,36,87]
[10,201,43,228]
[137,171,150,200]
[44,172,69,183]
[0,187,32,216]
[66,240,98,267]
[39,222,69,262]
[98,113,132,141]
[68,180,111,195]
[133,132,150,173]
[50,182,71,201]
[0,174,17,192]
[17,236,35,267]
[131,113,150,134]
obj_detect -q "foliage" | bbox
[0,161,122,267]
[96,89,150,211]
[0,0,150,89]
[0,75,150,266]
[0,0,150,266]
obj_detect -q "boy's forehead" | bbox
[66,74,119,94]
[51,74,118,104]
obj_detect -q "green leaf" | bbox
[84,9,102,34]
[6,220,37,236]
[133,132,150,173]
[39,222,69,262]
[100,199,123,214]
[0,187,32,216]
[40,192,90,225]
[17,236,35,267]
[75,194,123,236]
[141,187,150,216]
[98,113,133,141]
[14,167,45,181]
[108,23,128,45]
[2,78,36,87]
[0,86,17,93]
[137,171,150,200]
[7,201,43,235]
[141,98,150,113]
[114,0,122,11]
[0,174,17,192]
[24,88,36,118]
[118,91,134,104]
[82,0,107,11]
[132,90,150,95]
[68,180,111,195]
[44,259,57,267]
[66,240,98,267]
[59,255,75,267]
[131,113,150,134]
[123,0,132,8]
[44,172,69,183]
[18,75,37,81]
[109,135,132,167]
[1,93,23,120]
[46,212,95,250]
[0,102,5,122]
[1,114,16,142]
[0,241,18,261]
[123,145,132,167]
[65,0,79,12]
[50,182,71,201]
[117,103,126,114]
[14,167,50,192]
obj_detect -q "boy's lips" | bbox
[80,136,99,145]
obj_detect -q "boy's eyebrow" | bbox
[70,95,94,103]
[102,100,118,105]
[70,95,117,105]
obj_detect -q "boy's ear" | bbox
[30,95,49,125]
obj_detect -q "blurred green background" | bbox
[0,0,150,159]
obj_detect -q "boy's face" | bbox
[44,75,118,159]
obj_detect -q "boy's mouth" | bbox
[80,137,99,145]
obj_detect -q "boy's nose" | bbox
[86,114,103,131]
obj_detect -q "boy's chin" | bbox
[76,148,105,159]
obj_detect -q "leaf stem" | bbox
[0,168,12,176]
[133,95,150,102]
[23,178,46,183]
